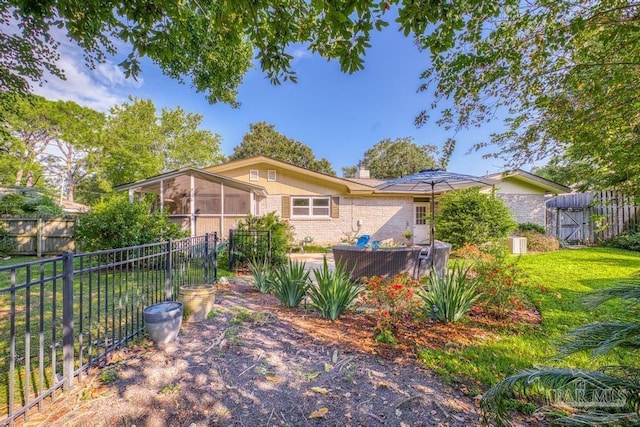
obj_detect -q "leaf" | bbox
[265,376,280,383]
[311,386,329,395]
[309,407,329,419]
[332,349,338,363]
[324,362,333,372]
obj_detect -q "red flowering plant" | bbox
[360,273,423,333]
[454,243,527,318]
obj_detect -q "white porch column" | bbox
[190,173,196,237]
[220,182,225,237]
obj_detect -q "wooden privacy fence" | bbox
[546,191,639,243]
[0,216,76,256]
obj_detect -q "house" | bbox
[484,169,571,227]
[116,157,570,245]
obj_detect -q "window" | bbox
[249,169,259,181]
[415,205,427,225]
[291,196,330,218]
[267,170,277,181]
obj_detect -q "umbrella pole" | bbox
[430,183,435,247]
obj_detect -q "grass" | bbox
[417,247,640,387]
[0,255,231,416]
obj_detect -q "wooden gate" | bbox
[556,208,589,243]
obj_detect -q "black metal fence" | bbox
[228,229,272,271]
[0,233,218,426]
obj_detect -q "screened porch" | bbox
[121,169,266,238]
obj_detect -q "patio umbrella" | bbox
[376,169,498,246]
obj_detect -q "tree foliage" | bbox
[435,187,516,249]
[2,0,396,104]
[342,137,437,179]
[413,0,640,194]
[99,97,224,187]
[230,122,335,175]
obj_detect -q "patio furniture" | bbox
[416,240,452,277]
[332,245,423,281]
[355,234,370,247]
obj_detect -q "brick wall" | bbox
[259,195,414,245]
[497,194,547,226]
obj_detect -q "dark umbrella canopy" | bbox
[376,169,498,245]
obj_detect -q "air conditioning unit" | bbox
[507,237,527,254]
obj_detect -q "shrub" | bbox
[308,257,361,320]
[361,273,422,332]
[75,194,186,251]
[602,231,640,252]
[248,258,273,293]
[419,263,481,323]
[270,259,309,307]
[0,224,16,255]
[517,222,546,234]
[236,212,293,267]
[471,249,527,318]
[518,231,560,252]
[435,187,516,249]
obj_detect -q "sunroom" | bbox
[116,168,266,237]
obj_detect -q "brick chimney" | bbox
[355,162,370,179]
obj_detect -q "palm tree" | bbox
[481,280,640,426]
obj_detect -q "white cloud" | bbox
[32,39,143,112]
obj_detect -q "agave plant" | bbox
[481,280,640,426]
[270,259,310,307]
[308,257,361,320]
[419,262,481,323]
[248,258,272,293]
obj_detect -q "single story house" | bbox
[116,157,570,245]
[484,169,571,226]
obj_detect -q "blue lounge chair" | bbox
[355,234,370,247]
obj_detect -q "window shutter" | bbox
[331,196,340,218]
[281,196,290,218]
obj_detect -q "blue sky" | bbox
[34,21,515,178]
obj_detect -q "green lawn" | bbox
[417,247,640,388]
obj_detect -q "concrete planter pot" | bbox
[143,301,183,346]
[179,284,216,322]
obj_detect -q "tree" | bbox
[0,95,57,187]
[101,98,224,187]
[230,122,335,175]
[412,0,640,194]
[342,137,437,179]
[1,94,106,201]
[42,100,105,203]
[2,1,396,105]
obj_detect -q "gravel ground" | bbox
[27,278,488,427]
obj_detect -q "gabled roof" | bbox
[204,156,375,194]
[114,167,267,196]
[484,169,571,194]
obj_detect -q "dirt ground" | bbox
[26,277,528,427]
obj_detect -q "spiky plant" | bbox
[308,257,361,320]
[419,262,481,323]
[481,280,640,426]
[270,259,309,307]
[248,258,272,293]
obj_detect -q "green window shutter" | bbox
[331,196,340,218]
[281,196,290,218]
